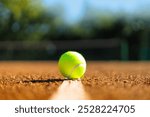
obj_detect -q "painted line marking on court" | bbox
[49,80,90,100]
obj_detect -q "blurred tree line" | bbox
[0,0,150,60]
[0,0,150,41]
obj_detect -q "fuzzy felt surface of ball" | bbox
[58,51,86,79]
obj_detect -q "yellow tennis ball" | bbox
[58,51,86,80]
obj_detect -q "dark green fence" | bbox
[0,39,149,61]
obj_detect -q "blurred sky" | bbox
[43,0,150,24]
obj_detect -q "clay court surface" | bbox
[0,61,150,100]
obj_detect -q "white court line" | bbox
[49,80,90,100]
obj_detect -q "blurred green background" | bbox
[0,0,150,60]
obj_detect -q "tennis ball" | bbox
[58,51,86,80]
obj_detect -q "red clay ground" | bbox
[0,61,150,100]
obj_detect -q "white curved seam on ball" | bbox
[68,63,84,79]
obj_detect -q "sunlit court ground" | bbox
[0,61,150,100]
